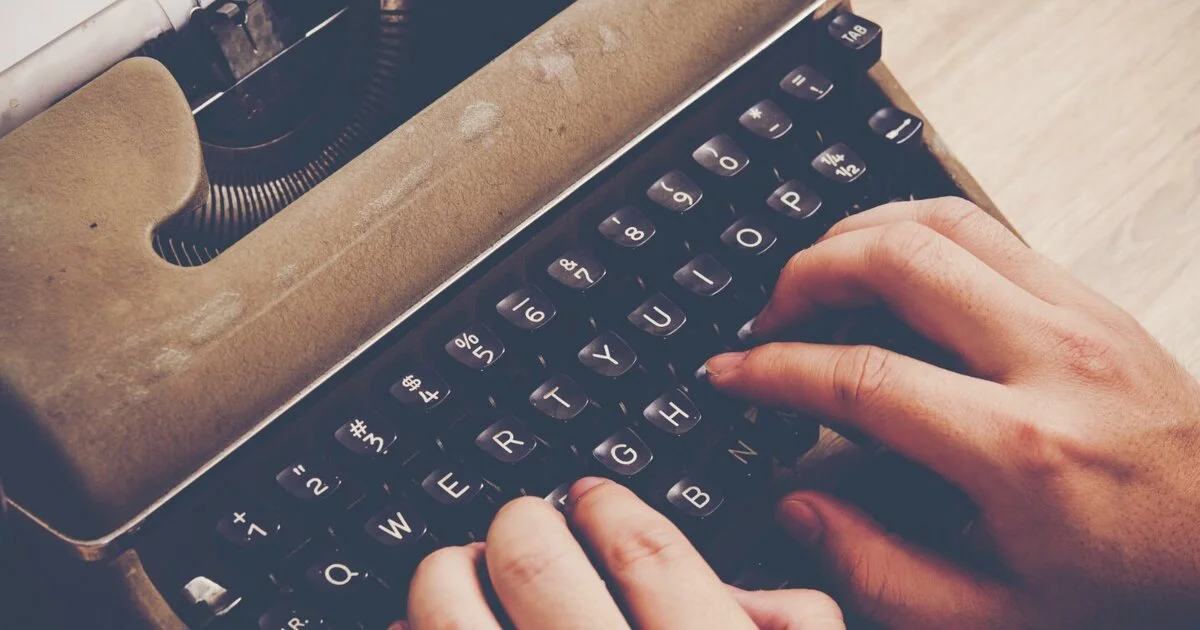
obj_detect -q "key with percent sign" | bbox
[444,322,506,371]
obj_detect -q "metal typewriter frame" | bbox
[4,0,1003,566]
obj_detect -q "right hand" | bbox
[703,198,1200,629]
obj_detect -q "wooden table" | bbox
[857,0,1200,372]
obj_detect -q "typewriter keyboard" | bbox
[145,8,971,629]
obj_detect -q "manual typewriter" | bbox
[0,0,1011,627]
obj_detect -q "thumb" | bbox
[778,492,1013,629]
[727,585,846,630]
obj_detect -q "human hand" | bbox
[400,477,844,630]
[702,198,1200,629]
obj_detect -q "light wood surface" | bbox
[856,0,1200,372]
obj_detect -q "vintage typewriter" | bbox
[0,0,1011,627]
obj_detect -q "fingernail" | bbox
[778,498,824,546]
[736,318,757,343]
[697,352,746,382]
[566,476,609,511]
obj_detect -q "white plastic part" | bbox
[0,0,217,137]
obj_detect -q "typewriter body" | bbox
[0,0,1008,627]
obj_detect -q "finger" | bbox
[567,478,756,630]
[407,544,503,630]
[726,585,847,630]
[821,198,1127,319]
[388,623,410,630]
[777,492,1017,630]
[747,222,1055,378]
[484,496,628,630]
[703,342,1013,496]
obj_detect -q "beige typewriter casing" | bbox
[0,0,1005,626]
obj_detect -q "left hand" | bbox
[397,477,844,630]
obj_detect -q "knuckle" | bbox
[603,523,687,575]
[743,343,791,375]
[488,541,569,590]
[1003,419,1075,479]
[1044,319,1125,383]
[924,197,986,235]
[780,246,814,283]
[832,345,894,409]
[873,222,944,280]
[486,497,567,588]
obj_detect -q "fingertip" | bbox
[776,493,826,546]
[736,317,757,343]
[699,351,746,382]
[566,476,610,506]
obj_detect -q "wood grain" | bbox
[855,0,1200,372]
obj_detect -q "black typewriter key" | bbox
[666,475,725,519]
[739,99,793,141]
[304,551,374,597]
[547,248,607,293]
[258,603,326,630]
[529,374,590,422]
[868,106,924,147]
[647,170,703,215]
[779,65,834,103]
[216,507,283,552]
[334,414,398,461]
[692,134,750,178]
[643,388,701,437]
[445,322,505,371]
[767,179,823,221]
[720,215,778,259]
[578,332,638,378]
[812,143,868,185]
[673,254,733,298]
[627,293,686,338]
[178,574,263,628]
[496,285,556,332]
[420,464,484,507]
[827,12,883,69]
[599,206,657,249]
[417,463,493,541]
[276,459,343,504]
[258,602,328,630]
[759,408,821,464]
[363,502,430,552]
[545,482,573,512]
[388,363,450,413]
[714,422,772,486]
[830,12,882,49]
[475,416,539,465]
[592,427,653,478]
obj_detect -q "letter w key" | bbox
[365,502,429,551]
